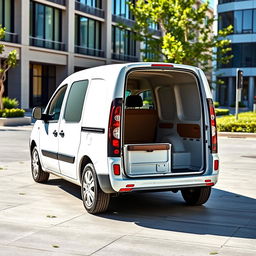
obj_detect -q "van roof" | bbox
[62,62,200,84]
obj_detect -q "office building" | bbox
[216,0,256,109]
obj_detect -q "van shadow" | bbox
[47,178,256,239]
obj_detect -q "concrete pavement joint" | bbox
[89,234,127,256]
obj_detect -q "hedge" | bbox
[215,108,230,116]
[217,112,256,133]
[0,108,25,118]
[214,102,219,108]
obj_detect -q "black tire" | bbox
[181,187,211,206]
[81,163,110,214]
[31,147,49,183]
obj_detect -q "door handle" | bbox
[59,130,65,137]
[53,130,58,137]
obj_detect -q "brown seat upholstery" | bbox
[124,109,158,144]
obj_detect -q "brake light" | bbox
[207,99,218,154]
[108,98,122,157]
[151,64,173,67]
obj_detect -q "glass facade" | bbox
[112,26,137,61]
[30,2,63,50]
[75,15,103,57]
[219,0,249,3]
[30,64,56,108]
[112,0,135,19]
[221,43,256,68]
[219,9,256,34]
[77,0,102,9]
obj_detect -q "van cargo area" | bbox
[123,69,204,177]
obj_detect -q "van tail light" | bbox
[207,99,218,154]
[108,98,122,157]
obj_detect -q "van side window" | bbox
[64,80,89,123]
[48,85,67,121]
[139,90,154,109]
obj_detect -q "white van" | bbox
[30,63,219,214]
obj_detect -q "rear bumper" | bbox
[109,173,218,192]
[98,157,219,193]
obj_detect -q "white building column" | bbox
[105,0,112,64]
[20,0,30,109]
[228,77,235,107]
[66,0,75,74]
[248,76,255,110]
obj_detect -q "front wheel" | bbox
[31,147,49,183]
[181,187,211,206]
[81,163,110,214]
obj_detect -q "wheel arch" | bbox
[79,155,115,193]
[79,155,93,184]
[30,140,37,155]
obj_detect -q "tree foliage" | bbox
[0,26,17,110]
[128,0,232,72]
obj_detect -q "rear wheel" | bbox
[181,187,211,206]
[81,163,110,214]
[31,147,49,183]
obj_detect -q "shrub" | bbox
[230,102,246,108]
[214,102,219,108]
[3,97,19,109]
[215,108,230,116]
[217,112,256,133]
[0,108,25,118]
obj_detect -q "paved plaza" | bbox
[0,126,255,255]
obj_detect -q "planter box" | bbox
[0,117,31,126]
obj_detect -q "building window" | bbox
[77,0,101,9]
[112,26,137,61]
[0,0,18,43]
[30,1,64,51]
[218,11,233,31]
[75,15,103,57]
[219,9,256,34]
[30,64,56,108]
[75,0,104,17]
[0,0,14,32]
[220,43,256,68]
[112,0,135,20]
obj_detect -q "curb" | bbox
[218,132,256,138]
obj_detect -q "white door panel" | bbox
[38,85,67,173]
[58,80,89,179]
[40,122,59,171]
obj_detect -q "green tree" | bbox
[0,26,17,110]
[129,0,232,72]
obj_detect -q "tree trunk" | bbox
[0,79,4,110]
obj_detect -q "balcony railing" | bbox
[112,53,138,62]
[112,15,135,27]
[30,37,65,51]
[148,28,162,37]
[47,0,66,5]
[75,45,105,58]
[75,1,104,18]
[1,32,19,43]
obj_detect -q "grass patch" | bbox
[0,167,4,170]
[52,244,59,248]
[209,252,218,255]
[47,215,57,218]
[217,112,256,133]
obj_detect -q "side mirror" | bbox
[32,107,43,120]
